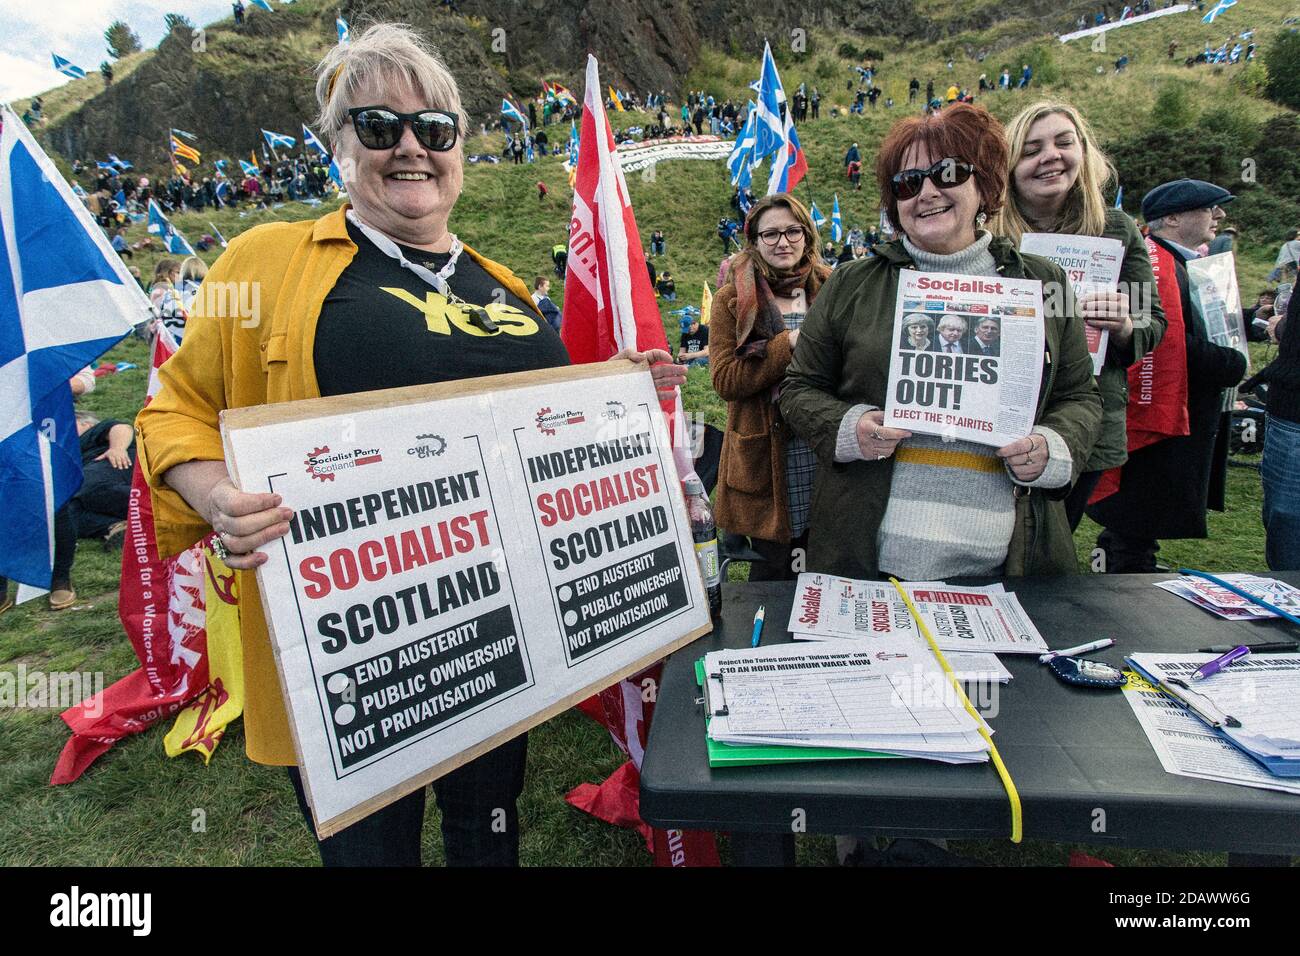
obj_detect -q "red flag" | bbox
[558,55,719,866]
[1089,236,1190,503]
[51,325,225,783]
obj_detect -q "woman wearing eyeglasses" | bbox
[781,104,1100,581]
[136,24,683,867]
[710,194,831,580]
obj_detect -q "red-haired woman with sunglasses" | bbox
[780,104,1101,581]
[136,23,684,868]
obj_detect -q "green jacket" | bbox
[779,235,1102,579]
[1086,207,1167,470]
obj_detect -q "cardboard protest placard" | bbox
[884,269,1045,447]
[1019,232,1124,375]
[221,360,711,837]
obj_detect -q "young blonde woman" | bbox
[993,101,1166,530]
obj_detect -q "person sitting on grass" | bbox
[677,313,709,366]
[657,270,676,300]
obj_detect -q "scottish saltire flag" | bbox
[753,42,787,161]
[71,181,88,203]
[765,106,807,195]
[728,105,756,188]
[147,199,196,256]
[327,159,344,191]
[107,154,132,170]
[1114,185,1124,209]
[208,222,228,249]
[831,193,843,243]
[336,17,350,43]
[0,105,148,593]
[238,159,260,177]
[249,0,274,10]
[213,158,228,171]
[809,201,826,231]
[1203,0,1236,23]
[301,125,331,161]
[170,128,198,142]
[261,129,295,150]
[52,54,85,80]
[501,98,528,127]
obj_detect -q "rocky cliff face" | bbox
[42,0,1086,170]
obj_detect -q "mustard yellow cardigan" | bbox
[136,204,541,765]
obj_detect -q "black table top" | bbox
[639,572,1300,855]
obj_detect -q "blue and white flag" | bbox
[238,159,260,177]
[1203,0,1236,23]
[327,158,344,191]
[336,17,350,43]
[261,128,296,150]
[753,42,787,161]
[107,154,133,171]
[831,194,843,243]
[208,222,228,248]
[170,128,198,142]
[301,125,331,161]
[51,54,85,80]
[809,201,826,232]
[728,103,757,188]
[0,105,147,592]
[567,120,579,166]
[147,199,196,256]
[501,98,528,128]
[765,106,806,195]
[249,0,274,10]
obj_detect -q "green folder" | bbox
[695,659,899,767]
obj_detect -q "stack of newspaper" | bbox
[702,643,991,764]
[787,573,1048,663]
[1154,574,1300,621]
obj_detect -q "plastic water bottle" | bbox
[683,476,722,617]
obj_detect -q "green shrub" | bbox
[1263,31,1300,110]
[1151,83,1197,128]
[1021,43,1061,86]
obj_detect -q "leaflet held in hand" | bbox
[1019,232,1124,376]
[884,269,1044,447]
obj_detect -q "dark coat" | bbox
[779,236,1102,579]
[1086,236,1248,539]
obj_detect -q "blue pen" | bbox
[1192,644,1250,681]
[750,605,766,647]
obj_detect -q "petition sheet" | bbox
[1122,669,1300,796]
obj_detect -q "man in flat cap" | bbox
[1087,179,1248,572]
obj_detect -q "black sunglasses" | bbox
[346,106,460,151]
[890,158,976,201]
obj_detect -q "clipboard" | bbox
[695,659,898,767]
[1126,657,1300,779]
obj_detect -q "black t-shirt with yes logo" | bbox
[313,219,571,396]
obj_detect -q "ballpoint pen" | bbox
[1038,638,1114,663]
[750,605,765,648]
[1198,642,1298,654]
[1191,645,1250,681]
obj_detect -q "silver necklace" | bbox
[346,209,467,302]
